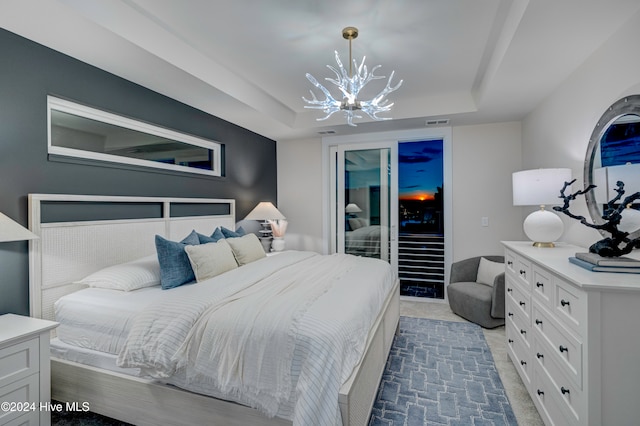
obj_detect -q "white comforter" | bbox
[117,251,396,426]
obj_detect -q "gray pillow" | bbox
[185,239,238,282]
[226,233,266,265]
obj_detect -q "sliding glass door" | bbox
[328,135,449,300]
[330,143,398,269]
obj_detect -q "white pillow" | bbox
[75,255,160,291]
[476,257,504,287]
[185,239,238,282]
[349,218,363,230]
[226,233,266,265]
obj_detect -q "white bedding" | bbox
[345,225,381,257]
[54,251,396,426]
[54,285,165,354]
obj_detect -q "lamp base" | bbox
[523,208,564,248]
[532,241,555,248]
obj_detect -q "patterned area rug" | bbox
[370,317,517,426]
[52,317,516,426]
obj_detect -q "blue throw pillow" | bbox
[220,226,246,238]
[155,230,200,290]
[197,227,225,244]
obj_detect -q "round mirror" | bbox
[584,95,640,240]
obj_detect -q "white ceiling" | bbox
[2,0,640,141]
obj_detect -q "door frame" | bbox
[322,127,453,302]
[330,142,398,270]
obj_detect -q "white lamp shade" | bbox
[513,168,572,206]
[0,212,38,242]
[244,202,286,220]
[345,203,362,213]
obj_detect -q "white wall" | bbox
[277,121,524,261]
[522,9,640,248]
[276,137,325,253]
[451,121,524,261]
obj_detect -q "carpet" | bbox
[370,317,517,426]
[52,317,516,426]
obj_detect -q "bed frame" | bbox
[28,194,400,426]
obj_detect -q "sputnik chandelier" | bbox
[303,27,403,126]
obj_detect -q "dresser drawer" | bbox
[0,338,39,389]
[533,364,584,426]
[506,280,531,321]
[505,250,517,275]
[507,300,531,348]
[0,374,40,425]
[532,266,552,309]
[554,278,586,333]
[507,322,531,388]
[532,303,582,387]
[514,256,532,289]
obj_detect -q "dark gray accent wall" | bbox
[0,29,277,315]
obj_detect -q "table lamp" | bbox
[244,202,286,251]
[0,212,38,242]
[513,168,571,247]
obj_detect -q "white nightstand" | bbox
[0,314,58,426]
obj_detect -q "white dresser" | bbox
[503,241,640,426]
[0,314,58,426]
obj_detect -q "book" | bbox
[575,252,640,268]
[569,256,640,273]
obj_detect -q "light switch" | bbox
[481,217,489,227]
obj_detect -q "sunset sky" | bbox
[398,140,443,201]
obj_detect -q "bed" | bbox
[28,194,400,426]
[345,225,382,258]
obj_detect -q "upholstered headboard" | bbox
[28,194,235,321]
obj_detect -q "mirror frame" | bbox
[584,95,640,239]
[48,96,223,178]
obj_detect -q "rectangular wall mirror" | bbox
[48,96,222,177]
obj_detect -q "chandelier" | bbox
[302,27,403,127]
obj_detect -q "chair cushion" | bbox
[447,281,504,328]
[449,281,493,303]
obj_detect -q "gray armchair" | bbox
[447,256,505,328]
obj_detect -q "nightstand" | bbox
[0,314,58,426]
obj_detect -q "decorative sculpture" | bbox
[554,179,640,257]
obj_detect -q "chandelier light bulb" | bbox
[303,27,403,126]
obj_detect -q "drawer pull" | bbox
[519,269,526,275]
[508,312,514,317]
[507,288,513,293]
[508,261,513,266]
[536,353,544,359]
[508,339,514,344]
[519,301,526,307]
[560,299,570,307]
[520,360,527,366]
[535,319,543,326]
[561,387,570,395]
[536,281,544,288]
[537,389,544,396]
[520,329,526,335]
[559,345,568,353]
